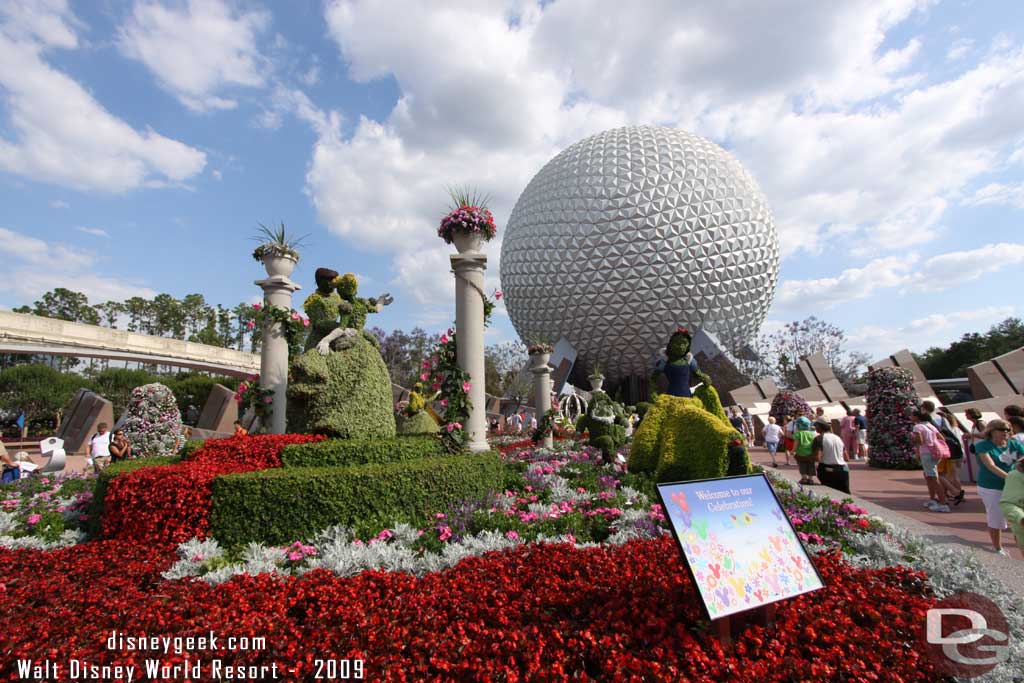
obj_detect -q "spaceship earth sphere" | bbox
[500,125,780,381]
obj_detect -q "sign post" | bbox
[657,473,824,646]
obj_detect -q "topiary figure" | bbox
[768,390,812,423]
[577,391,628,458]
[629,327,749,482]
[122,383,183,457]
[395,388,440,436]
[866,367,920,469]
[288,268,396,438]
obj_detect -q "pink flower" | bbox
[462,381,471,393]
[440,335,449,344]
[434,513,446,519]
[287,552,304,561]
[494,289,502,300]
[253,303,262,310]
[505,531,519,541]
[431,382,441,391]
[446,423,457,433]
[303,318,310,327]
[376,529,393,541]
[191,553,205,562]
[291,312,300,320]
[26,514,41,525]
[247,374,258,382]
[438,526,452,542]
[263,395,273,404]
[421,360,430,369]
[440,399,448,407]
[420,372,430,381]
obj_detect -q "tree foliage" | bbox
[743,316,869,392]
[915,317,1024,379]
[369,327,440,389]
[0,364,85,428]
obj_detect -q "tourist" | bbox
[793,416,817,485]
[812,419,850,494]
[815,407,825,421]
[89,422,112,471]
[529,414,538,432]
[783,414,797,463]
[510,412,523,434]
[763,416,783,468]
[852,408,868,460]
[109,429,132,462]
[839,409,858,460]
[974,418,1024,556]
[741,406,755,444]
[233,420,248,437]
[937,406,967,505]
[999,458,1024,559]
[1004,404,1024,423]
[910,410,951,513]
[1009,415,1024,445]
[728,408,745,434]
[0,440,20,483]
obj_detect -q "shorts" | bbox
[857,429,867,445]
[978,486,1008,530]
[783,437,795,452]
[797,459,817,477]
[936,458,956,476]
[766,441,779,454]
[918,451,939,478]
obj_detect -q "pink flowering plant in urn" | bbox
[437,187,497,249]
[122,383,183,457]
[235,374,275,431]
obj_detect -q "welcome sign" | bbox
[657,474,824,620]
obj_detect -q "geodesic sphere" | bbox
[500,125,779,381]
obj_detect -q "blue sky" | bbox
[1,0,1023,362]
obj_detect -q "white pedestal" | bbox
[451,253,489,452]
[254,274,301,434]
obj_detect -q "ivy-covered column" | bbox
[255,273,301,434]
[451,253,489,452]
[531,354,554,448]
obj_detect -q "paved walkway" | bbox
[747,446,1019,555]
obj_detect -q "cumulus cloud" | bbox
[118,0,271,112]
[848,305,1015,360]
[775,255,915,311]
[965,182,1024,210]
[913,242,1024,292]
[0,227,155,305]
[0,3,206,191]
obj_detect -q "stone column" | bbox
[450,252,489,452]
[531,355,553,449]
[254,274,301,434]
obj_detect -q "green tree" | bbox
[26,287,99,324]
[93,301,124,328]
[123,296,155,333]
[916,317,1024,378]
[89,368,161,417]
[0,364,88,430]
[747,317,869,392]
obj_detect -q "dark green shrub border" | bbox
[87,455,182,536]
[210,451,503,546]
[279,435,443,468]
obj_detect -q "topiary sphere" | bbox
[501,125,779,381]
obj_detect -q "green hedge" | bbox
[280,435,443,468]
[210,451,504,546]
[87,455,182,536]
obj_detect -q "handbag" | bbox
[927,424,951,460]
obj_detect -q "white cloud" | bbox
[775,255,915,311]
[118,0,270,112]
[947,37,974,61]
[964,182,1024,210]
[0,3,206,192]
[75,226,110,238]
[49,199,69,209]
[848,305,1015,360]
[913,242,1024,291]
[0,227,155,305]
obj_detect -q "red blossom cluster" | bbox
[100,434,323,545]
[0,536,942,681]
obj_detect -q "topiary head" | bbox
[407,390,426,414]
[314,267,339,291]
[333,273,359,298]
[666,327,692,361]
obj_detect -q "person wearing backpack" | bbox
[911,410,951,512]
[923,402,966,505]
[793,416,818,485]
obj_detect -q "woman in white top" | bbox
[812,420,850,494]
[911,410,950,513]
[762,416,784,468]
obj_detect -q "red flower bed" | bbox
[0,536,941,682]
[100,434,323,545]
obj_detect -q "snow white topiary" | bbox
[122,383,184,457]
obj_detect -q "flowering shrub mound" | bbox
[99,434,322,545]
[0,537,942,682]
[866,367,920,469]
[121,383,183,457]
[768,391,812,423]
